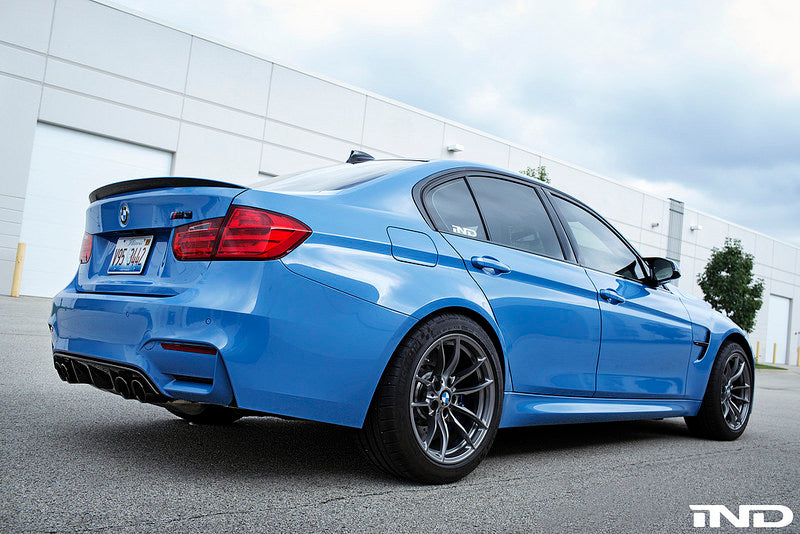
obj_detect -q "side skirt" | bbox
[499,392,702,428]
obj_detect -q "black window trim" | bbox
[413,168,577,264]
[544,189,651,285]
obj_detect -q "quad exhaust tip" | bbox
[114,376,132,400]
[53,353,167,404]
[130,380,146,403]
[56,362,69,382]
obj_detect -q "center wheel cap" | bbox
[439,390,452,407]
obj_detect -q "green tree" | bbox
[520,165,550,184]
[697,238,764,332]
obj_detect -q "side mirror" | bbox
[644,257,681,285]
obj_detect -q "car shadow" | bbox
[63,410,692,483]
[491,418,691,457]
[67,414,383,483]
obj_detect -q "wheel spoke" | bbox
[450,403,488,429]
[452,356,486,387]
[443,337,461,379]
[448,409,476,449]
[437,411,449,460]
[423,413,438,450]
[727,362,745,387]
[454,378,494,396]
[415,375,433,388]
[411,401,430,408]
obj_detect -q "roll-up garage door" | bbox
[19,124,172,297]
[765,294,792,365]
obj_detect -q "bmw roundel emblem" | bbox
[119,203,129,226]
[440,390,451,406]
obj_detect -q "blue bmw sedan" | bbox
[50,152,753,483]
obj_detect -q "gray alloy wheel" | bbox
[719,349,752,431]
[685,341,753,440]
[359,313,503,484]
[409,333,496,465]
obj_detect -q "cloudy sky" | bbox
[112,0,800,245]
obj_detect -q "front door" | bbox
[548,194,694,398]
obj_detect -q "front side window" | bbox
[551,196,645,280]
[426,179,487,240]
[468,177,563,259]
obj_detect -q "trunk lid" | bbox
[77,180,246,296]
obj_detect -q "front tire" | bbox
[685,341,753,440]
[359,314,503,484]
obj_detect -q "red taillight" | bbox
[216,207,311,259]
[172,217,223,260]
[79,232,92,264]
[171,206,311,261]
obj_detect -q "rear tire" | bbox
[359,314,503,484]
[685,341,753,440]
[165,403,242,425]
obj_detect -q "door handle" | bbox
[599,288,625,305]
[471,256,511,275]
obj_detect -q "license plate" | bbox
[108,235,154,275]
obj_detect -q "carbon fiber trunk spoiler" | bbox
[89,177,246,202]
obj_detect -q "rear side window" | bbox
[426,179,487,240]
[468,177,563,259]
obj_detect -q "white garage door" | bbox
[765,294,791,365]
[19,124,172,297]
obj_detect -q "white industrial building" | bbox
[1,0,798,365]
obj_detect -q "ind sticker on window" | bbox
[452,225,478,237]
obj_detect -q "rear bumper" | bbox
[50,260,413,427]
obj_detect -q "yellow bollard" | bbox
[756,341,760,363]
[772,343,777,365]
[10,242,26,297]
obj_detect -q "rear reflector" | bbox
[160,342,217,355]
[172,206,311,261]
[79,232,92,264]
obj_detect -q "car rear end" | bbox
[48,167,421,427]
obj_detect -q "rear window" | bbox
[254,161,421,193]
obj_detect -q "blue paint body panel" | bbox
[442,233,602,397]
[584,270,694,398]
[50,161,752,430]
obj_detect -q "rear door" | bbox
[424,174,601,396]
[547,193,694,398]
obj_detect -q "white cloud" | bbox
[110,0,800,244]
[726,0,800,94]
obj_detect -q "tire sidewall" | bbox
[390,315,504,483]
[704,342,753,439]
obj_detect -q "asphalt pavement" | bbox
[1,295,798,533]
